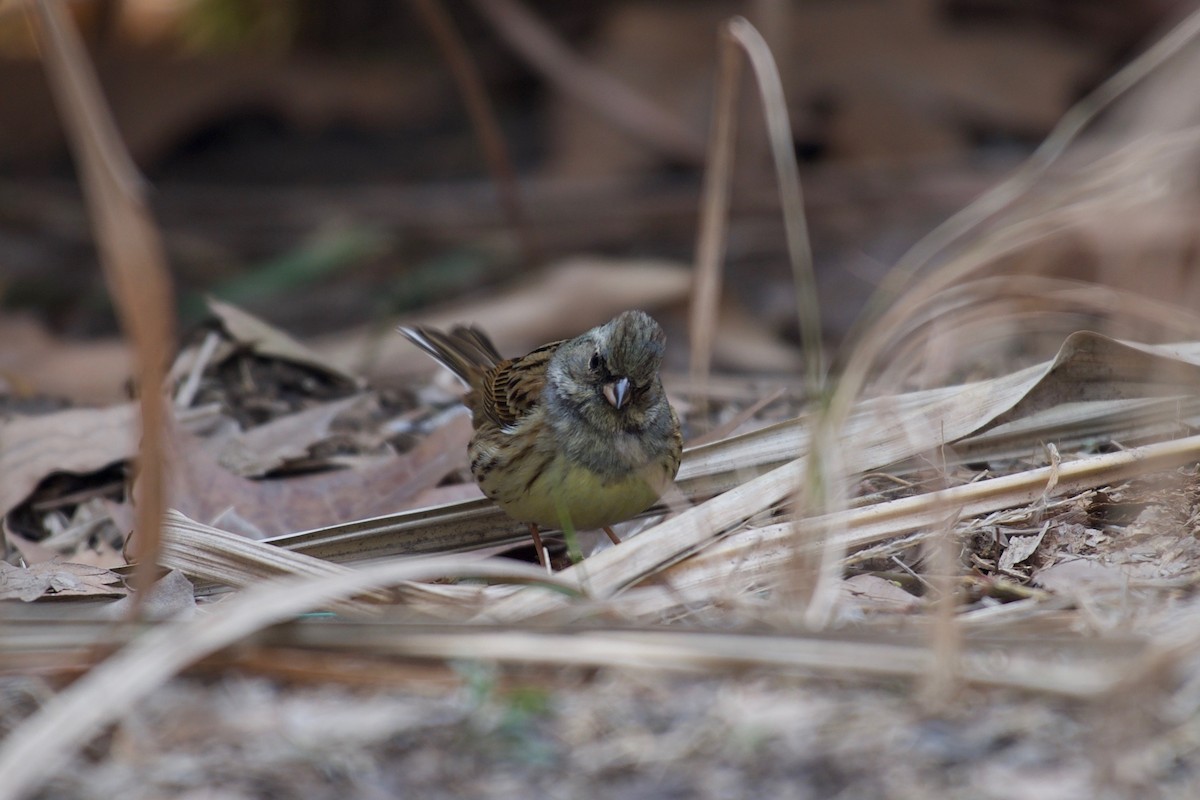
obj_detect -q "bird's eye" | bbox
[589,352,602,371]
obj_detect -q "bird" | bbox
[399,310,682,568]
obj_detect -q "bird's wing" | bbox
[398,324,502,385]
[478,340,562,429]
[447,325,504,365]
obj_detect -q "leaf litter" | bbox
[0,560,125,602]
[6,289,1200,799]
[9,6,1200,800]
[7,307,1200,797]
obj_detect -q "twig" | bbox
[688,23,741,421]
[723,18,820,388]
[174,330,220,409]
[689,16,821,432]
[468,0,705,164]
[408,0,542,266]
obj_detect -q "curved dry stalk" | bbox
[28,0,175,607]
[688,21,741,408]
[724,18,820,387]
[679,15,828,624]
[689,16,821,426]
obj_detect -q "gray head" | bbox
[546,310,668,430]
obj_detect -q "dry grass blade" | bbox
[723,18,819,386]
[0,613,1143,697]
[28,0,175,604]
[920,510,964,706]
[264,497,528,562]
[258,624,1139,697]
[683,15,827,623]
[825,428,1200,553]
[689,17,820,416]
[0,556,578,800]
[642,431,1200,622]
[951,395,1200,465]
[159,510,385,604]
[688,18,741,410]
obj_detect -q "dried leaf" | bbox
[997,524,1050,572]
[208,297,359,384]
[99,569,196,620]
[3,526,58,566]
[218,394,376,477]
[0,316,132,403]
[983,332,1200,430]
[839,574,922,614]
[0,404,137,518]
[0,559,126,602]
[166,411,472,539]
[1033,558,1132,594]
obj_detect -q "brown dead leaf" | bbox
[0,559,126,601]
[1033,558,1131,594]
[0,315,133,403]
[208,297,359,384]
[217,394,377,477]
[985,333,1200,431]
[997,524,1050,573]
[0,403,137,519]
[161,410,472,540]
[3,521,58,565]
[99,569,196,620]
[839,574,923,614]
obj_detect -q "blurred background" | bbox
[0,0,1192,398]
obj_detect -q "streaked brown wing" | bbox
[447,324,504,366]
[477,340,561,429]
[399,324,501,386]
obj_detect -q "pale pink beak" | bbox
[603,377,631,410]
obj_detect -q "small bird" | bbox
[400,310,682,568]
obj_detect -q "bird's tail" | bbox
[398,324,504,386]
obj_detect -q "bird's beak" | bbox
[603,377,631,410]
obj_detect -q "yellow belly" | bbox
[497,455,667,531]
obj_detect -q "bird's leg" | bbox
[528,523,549,570]
[602,526,622,545]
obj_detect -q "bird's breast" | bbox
[497,454,668,531]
